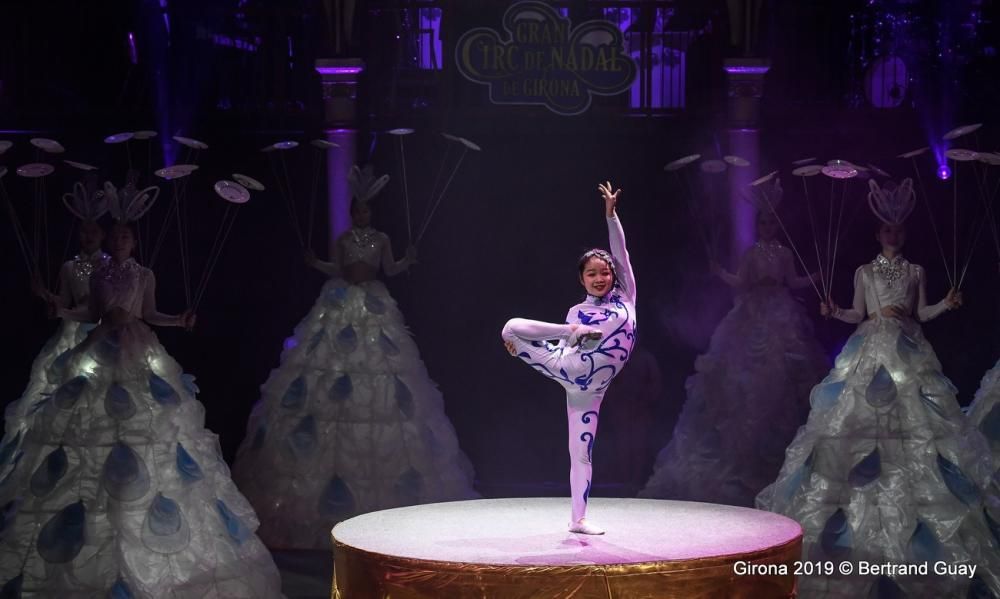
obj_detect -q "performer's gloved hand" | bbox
[180,310,197,331]
[880,305,906,319]
[820,297,838,318]
[945,288,963,310]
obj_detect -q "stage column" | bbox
[723,58,769,263]
[315,58,363,251]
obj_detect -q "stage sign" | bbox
[455,1,638,115]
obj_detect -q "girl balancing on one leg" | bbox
[501,181,637,536]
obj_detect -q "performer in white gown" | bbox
[966,263,1000,482]
[501,181,637,536]
[756,178,1000,597]
[641,191,827,506]
[232,165,477,549]
[0,183,282,597]
[9,180,110,439]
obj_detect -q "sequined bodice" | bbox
[340,227,381,267]
[91,258,148,318]
[66,251,110,304]
[864,255,919,311]
[744,240,788,285]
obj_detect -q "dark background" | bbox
[1,0,999,497]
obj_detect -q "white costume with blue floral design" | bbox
[502,215,636,524]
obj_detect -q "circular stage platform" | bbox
[331,498,802,598]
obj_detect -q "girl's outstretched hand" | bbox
[598,181,621,217]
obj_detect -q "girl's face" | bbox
[351,203,372,228]
[757,212,779,242]
[580,257,613,297]
[78,220,105,254]
[108,225,135,258]
[876,222,906,253]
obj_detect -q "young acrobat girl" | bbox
[502,181,637,535]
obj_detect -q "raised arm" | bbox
[599,181,636,299]
[916,266,957,322]
[829,266,866,323]
[379,233,416,277]
[141,270,186,327]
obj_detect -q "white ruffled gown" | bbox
[640,240,828,506]
[968,358,1000,484]
[232,227,477,549]
[0,257,282,597]
[4,252,108,436]
[756,255,1000,598]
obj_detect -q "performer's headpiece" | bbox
[105,170,160,223]
[62,176,109,222]
[867,178,914,225]
[348,164,389,206]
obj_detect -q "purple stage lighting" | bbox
[937,164,951,180]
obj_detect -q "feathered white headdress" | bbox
[348,164,389,204]
[867,178,914,225]
[104,172,160,223]
[62,180,109,221]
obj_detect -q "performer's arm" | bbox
[57,274,99,323]
[600,182,636,299]
[380,233,416,277]
[141,271,188,327]
[307,235,343,276]
[830,266,866,323]
[713,254,747,288]
[916,266,955,322]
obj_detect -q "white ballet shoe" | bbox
[568,518,605,535]
[568,325,602,349]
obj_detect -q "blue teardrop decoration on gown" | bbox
[104,383,136,421]
[318,475,356,519]
[216,499,251,544]
[287,415,317,459]
[907,520,942,562]
[54,376,88,409]
[329,374,352,402]
[866,575,904,599]
[811,377,846,411]
[148,374,180,406]
[379,332,399,357]
[0,500,18,537]
[281,376,307,410]
[865,365,897,408]
[336,325,358,353]
[835,333,866,369]
[325,285,348,307]
[102,442,151,501]
[394,467,423,505]
[0,432,22,466]
[896,330,920,364]
[109,577,134,599]
[395,377,414,419]
[48,348,73,378]
[36,500,85,563]
[937,454,980,506]
[848,447,881,488]
[142,493,190,554]
[30,446,68,497]
[819,508,852,559]
[980,404,1000,444]
[0,573,22,599]
[176,443,203,482]
[365,292,386,315]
